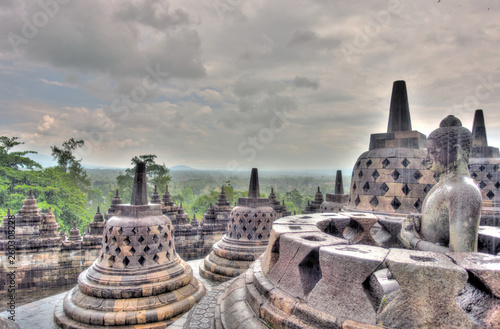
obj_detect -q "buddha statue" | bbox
[400,115,482,253]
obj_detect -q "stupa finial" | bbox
[335,170,344,195]
[248,168,260,198]
[387,80,412,133]
[472,109,488,147]
[130,162,148,205]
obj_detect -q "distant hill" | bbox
[170,165,195,171]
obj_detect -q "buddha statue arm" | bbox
[448,190,481,252]
[399,215,449,254]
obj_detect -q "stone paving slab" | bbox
[0,258,216,328]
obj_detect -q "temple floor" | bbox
[0,258,219,329]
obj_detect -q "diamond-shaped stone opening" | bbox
[248,219,252,224]
[123,257,130,267]
[144,245,150,253]
[355,196,361,207]
[242,226,247,232]
[152,235,159,243]
[258,233,263,240]
[138,236,145,244]
[239,218,243,224]
[108,255,115,267]
[380,183,389,195]
[401,158,410,168]
[252,226,257,232]
[369,196,379,208]
[130,247,136,254]
[495,182,500,190]
[356,160,361,168]
[424,184,432,194]
[132,227,137,235]
[414,199,422,212]
[153,254,160,264]
[138,255,146,266]
[158,225,163,233]
[402,184,411,196]
[104,235,108,243]
[247,233,252,240]
[298,249,322,296]
[262,213,267,217]
[158,244,164,252]
[115,247,121,254]
[163,232,168,239]
[111,236,117,244]
[487,172,493,180]
[168,240,172,248]
[487,190,495,200]
[236,233,241,239]
[382,158,390,168]
[231,218,235,223]
[391,170,400,181]
[229,232,233,238]
[263,226,267,231]
[123,236,131,246]
[413,170,423,181]
[109,227,113,234]
[358,171,364,179]
[471,172,478,179]
[391,197,402,211]
[257,219,262,225]
[366,159,372,167]
[479,165,486,172]
[372,170,380,181]
[118,227,123,235]
[147,227,151,234]
[105,245,110,253]
[352,183,357,191]
[479,181,487,189]
[433,172,440,182]
[166,251,171,260]
[363,182,370,192]
[421,159,427,167]
[494,165,499,171]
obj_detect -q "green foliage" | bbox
[116,154,171,202]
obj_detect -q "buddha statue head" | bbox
[426,115,472,175]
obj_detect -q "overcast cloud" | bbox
[1,0,499,171]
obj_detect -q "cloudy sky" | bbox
[1,0,499,171]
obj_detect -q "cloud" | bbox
[37,115,54,132]
[292,76,319,90]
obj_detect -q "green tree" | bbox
[116,154,171,202]
[51,138,91,192]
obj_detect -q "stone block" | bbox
[307,244,389,325]
[267,232,346,298]
[377,248,473,328]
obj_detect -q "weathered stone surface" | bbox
[378,248,473,328]
[307,244,389,325]
[267,231,346,298]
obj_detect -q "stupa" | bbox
[468,109,500,216]
[203,186,233,229]
[303,186,324,214]
[347,80,437,214]
[105,190,122,220]
[268,188,291,218]
[320,170,349,212]
[199,168,276,281]
[53,162,205,328]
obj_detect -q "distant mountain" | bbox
[170,165,195,171]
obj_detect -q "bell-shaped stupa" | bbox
[468,109,500,213]
[199,168,276,281]
[54,162,205,328]
[347,80,436,214]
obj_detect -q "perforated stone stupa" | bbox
[320,170,349,212]
[53,162,205,328]
[203,186,233,230]
[468,109,500,213]
[199,168,276,282]
[268,188,291,218]
[347,80,437,214]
